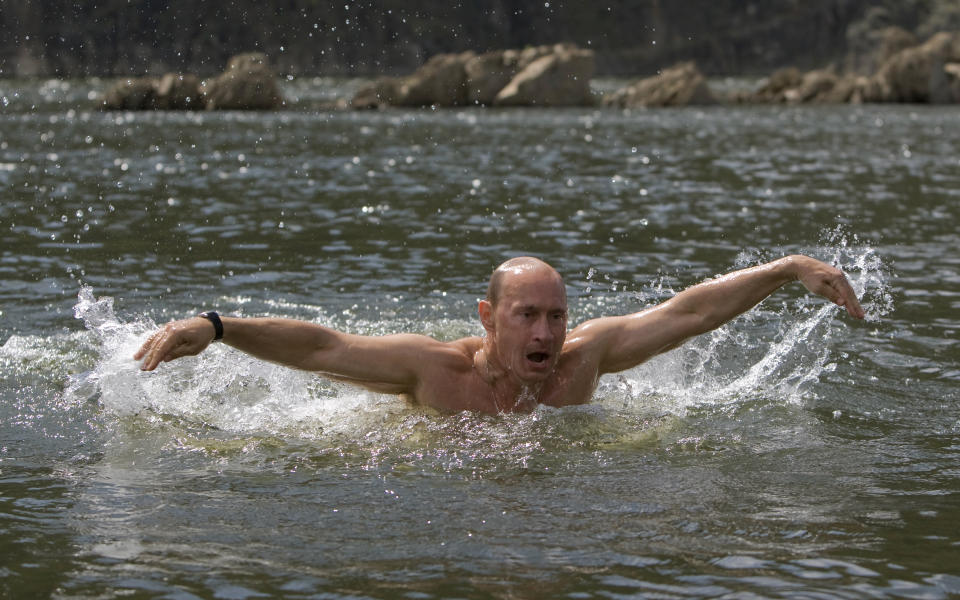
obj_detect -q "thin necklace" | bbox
[476,349,509,413]
[475,348,541,413]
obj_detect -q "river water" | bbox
[1,78,958,598]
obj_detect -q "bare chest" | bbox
[410,360,598,414]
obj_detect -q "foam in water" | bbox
[66,237,890,438]
[601,234,891,413]
[66,286,409,440]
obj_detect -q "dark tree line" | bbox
[1,0,956,78]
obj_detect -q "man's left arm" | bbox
[571,255,865,375]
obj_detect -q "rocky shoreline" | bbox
[101,53,284,111]
[101,29,960,111]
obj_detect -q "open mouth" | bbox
[526,352,550,364]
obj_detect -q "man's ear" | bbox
[478,300,495,333]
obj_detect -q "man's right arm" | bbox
[134,316,435,393]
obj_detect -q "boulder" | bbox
[349,44,596,109]
[201,52,284,110]
[493,46,595,107]
[460,44,577,105]
[818,74,864,104]
[101,77,159,110]
[154,73,202,110]
[464,51,520,105]
[783,69,838,103]
[846,26,918,75]
[750,67,803,103]
[514,43,575,71]
[393,51,475,107]
[850,74,887,103]
[603,62,715,108]
[868,31,960,103]
[944,63,960,102]
[873,27,920,68]
[351,76,403,109]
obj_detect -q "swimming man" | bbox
[135,255,864,413]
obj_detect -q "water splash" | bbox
[66,286,408,439]
[604,233,892,413]
[67,235,889,447]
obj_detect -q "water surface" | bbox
[1,79,959,598]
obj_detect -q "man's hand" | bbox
[788,255,865,319]
[134,317,217,371]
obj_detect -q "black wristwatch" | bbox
[199,311,224,341]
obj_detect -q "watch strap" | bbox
[199,311,224,341]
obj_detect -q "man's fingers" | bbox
[139,329,178,371]
[140,332,168,371]
[136,319,214,371]
[831,275,865,319]
[133,331,160,360]
[801,263,866,321]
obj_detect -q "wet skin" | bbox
[135,255,865,414]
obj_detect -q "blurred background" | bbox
[2,0,959,78]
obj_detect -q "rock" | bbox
[201,52,284,110]
[932,60,960,103]
[736,67,865,105]
[100,54,284,110]
[154,73,203,110]
[846,26,918,74]
[351,77,402,109]
[818,74,863,104]
[850,74,886,103]
[868,31,960,103]
[464,51,520,106]
[783,69,838,104]
[603,62,715,108]
[944,63,960,102]
[515,43,573,71]
[394,51,475,107]
[493,46,595,107]
[873,27,920,68]
[349,44,595,109]
[749,67,803,103]
[441,44,574,106]
[101,77,159,110]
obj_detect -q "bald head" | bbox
[486,257,566,307]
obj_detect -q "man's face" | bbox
[484,268,568,385]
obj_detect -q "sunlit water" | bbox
[1,79,959,598]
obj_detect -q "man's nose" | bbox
[532,315,553,341]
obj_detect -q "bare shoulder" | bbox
[564,315,632,351]
[555,318,617,370]
[380,333,477,364]
[441,336,483,369]
[393,334,479,373]
[562,307,674,375]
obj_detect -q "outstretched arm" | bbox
[134,315,439,393]
[572,255,864,374]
